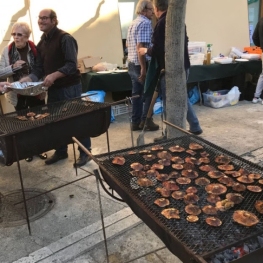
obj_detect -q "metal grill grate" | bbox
[94,135,263,259]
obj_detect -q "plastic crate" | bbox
[190,53,205,65]
[244,46,262,54]
[111,104,130,116]
[188,42,206,54]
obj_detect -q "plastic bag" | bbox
[153,97,163,114]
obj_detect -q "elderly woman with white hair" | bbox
[0,21,47,161]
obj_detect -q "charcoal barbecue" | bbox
[85,130,263,263]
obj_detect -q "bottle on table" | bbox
[206,44,212,65]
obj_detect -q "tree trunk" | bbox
[165,0,187,138]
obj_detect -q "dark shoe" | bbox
[188,129,203,135]
[131,123,143,131]
[25,157,33,162]
[73,155,91,168]
[45,153,68,165]
[140,118,159,131]
[38,153,47,159]
[153,134,167,142]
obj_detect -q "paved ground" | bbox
[1,100,263,263]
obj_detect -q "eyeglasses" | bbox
[38,16,51,21]
[11,33,24,37]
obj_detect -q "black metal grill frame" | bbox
[94,134,263,263]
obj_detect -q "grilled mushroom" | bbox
[172,164,184,170]
[186,186,198,194]
[161,208,180,219]
[205,183,227,195]
[137,178,153,187]
[238,168,250,176]
[16,116,28,121]
[185,204,201,215]
[27,112,36,117]
[247,185,262,193]
[199,157,210,164]
[200,151,210,157]
[139,149,151,155]
[162,180,179,191]
[226,193,244,204]
[199,165,217,172]
[158,159,171,166]
[169,145,185,153]
[170,156,184,164]
[168,171,180,179]
[236,175,254,184]
[128,150,137,155]
[258,179,263,185]
[157,151,172,160]
[181,169,198,179]
[218,175,235,187]
[156,187,171,198]
[156,173,169,182]
[146,169,159,177]
[176,177,191,185]
[154,198,170,207]
[186,149,197,156]
[195,177,210,186]
[183,163,196,170]
[232,210,259,227]
[217,164,234,171]
[248,173,261,180]
[186,215,199,223]
[232,182,247,192]
[151,145,163,151]
[207,170,225,179]
[207,194,221,204]
[227,171,241,178]
[151,163,164,170]
[205,217,222,227]
[130,162,144,171]
[171,190,185,200]
[255,200,263,214]
[185,157,200,165]
[202,205,217,215]
[216,199,234,211]
[215,155,231,164]
[130,170,146,178]
[184,193,199,204]
[143,154,156,161]
[143,164,151,171]
[189,143,203,150]
[112,156,125,165]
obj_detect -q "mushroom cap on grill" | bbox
[181,169,199,179]
[143,164,151,171]
[168,171,180,179]
[248,173,261,180]
[156,187,171,197]
[186,149,197,156]
[186,215,199,223]
[185,204,201,215]
[216,199,235,211]
[130,162,143,171]
[215,155,231,164]
[183,163,196,170]
[205,217,222,227]
[171,190,185,200]
[151,163,164,170]
[172,164,184,170]
[258,179,263,185]
[157,151,172,160]
[255,200,263,214]
[151,145,163,151]
[200,151,210,157]
[232,210,259,227]
[186,186,198,194]
[202,205,217,215]
[199,157,210,164]
[184,193,199,204]
[146,169,159,177]
[154,198,170,207]
[176,177,191,185]
[217,164,235,171]
[247,185,262,193]
[236,175,254,184]
[128,150,137,155]
[137,178,153,187]
[232,182,247,192]
[169,145,185,153]
[156,173,169,182]
[158,159,171,166]
[162,180,179,191]
[205,183,227,195]
[238,168,250,176]
[207,194,221,204]
[218,175,235,186]
[207,170,225,179]
[112,156,126,165]
[189,143,203,150]
[195,177,210,186]
[227,171,241,178]
[130,170,146,178]
[226,193,244,204]
[170,156,184,164]
[185,157,200,165]
[199,165,217,172]
[139,149,151,155]
[143,154,156,161]
[161,208,180,219]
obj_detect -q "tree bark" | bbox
[165,0,187,138]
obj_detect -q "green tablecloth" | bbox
[81,60,262,92]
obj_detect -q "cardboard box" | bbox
[77,56,101,73]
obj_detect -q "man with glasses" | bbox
[126,0,159,131]
[21,9,91,168]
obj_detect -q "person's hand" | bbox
[43,73,56,88]
[0,82,11,93]
[13,60,26,69]
[138,48,147,56]
[138,68,146,84]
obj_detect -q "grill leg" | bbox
[94,169,109,263]
[13,135,31,235]
[72,143,78,176]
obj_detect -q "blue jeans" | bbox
[48,83,91,156]
[128,62,152,124]
[254,55,263,98]
[160,76,202,133]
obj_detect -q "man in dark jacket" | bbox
[21,9,91,167]
[252,18,263,104]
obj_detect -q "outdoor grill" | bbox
[0,97,111,165]
[94,133,263,263]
